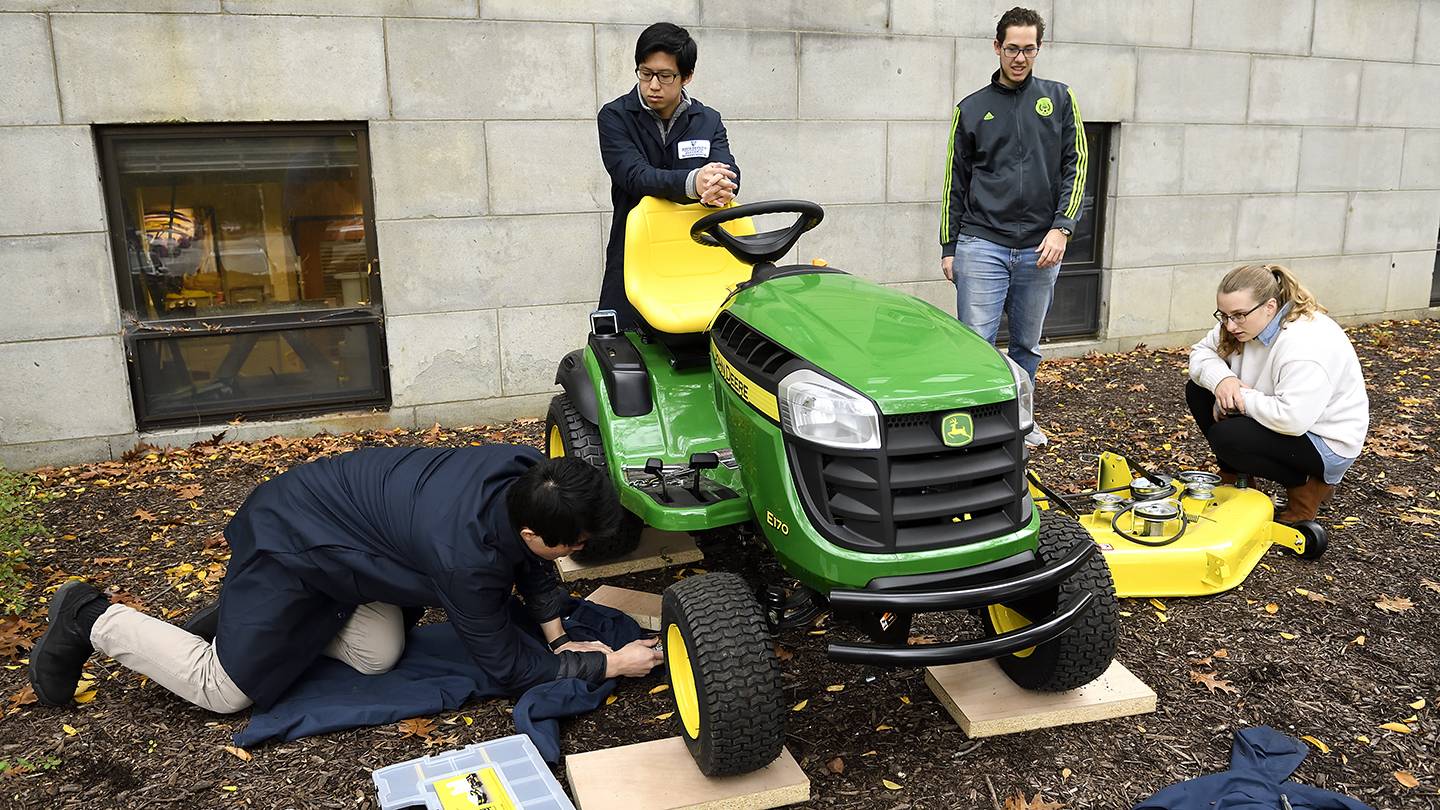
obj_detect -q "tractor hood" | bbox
[726,271,1017,413]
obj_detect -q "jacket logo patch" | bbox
[1034,97,1054,116]
[677,139,710,159]
[982,111,995,121]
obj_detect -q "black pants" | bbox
[1185,380,1323,487]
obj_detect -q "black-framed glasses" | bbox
[1002,45,1040,59]
[1213,299,1270,325]
[636,68,680,85]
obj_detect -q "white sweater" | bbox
[1188,311,1369,457]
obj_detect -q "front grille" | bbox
[788,402,1027,553]
[711,312,797,386]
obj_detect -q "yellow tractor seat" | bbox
[624,197,756,336]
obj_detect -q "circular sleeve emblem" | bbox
[1035,97,1054,116]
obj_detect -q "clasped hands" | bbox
[696,162,737,207]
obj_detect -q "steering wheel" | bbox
[690,200,825,266]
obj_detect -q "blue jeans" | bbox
[952,233,1059,381]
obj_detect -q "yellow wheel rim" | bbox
[986,604,1036,658]
[547,424,565,459]
[666,623,702,739]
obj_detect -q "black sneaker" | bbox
[180,602,219,642]
[29,581,107,707]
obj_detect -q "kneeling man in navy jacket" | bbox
[29,446,662,713]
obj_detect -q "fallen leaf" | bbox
[1376,595,1414,614]
[826,756,845,774]
[7,685,37,711]
[1148,598,1167,611]
[221,746,252,762]
[1004,791,1067,810]
[1061,767,1072,781]
[1155,611,1169,623]
[62,724,78,736]
[604,694,617,706]
[1394,771,1420,789]
[882,779,903,790]
[1422,578,1440,594]
[648,684,669,694]
[1378,722,1413,734]
[1397,513,1437,526]
[1383,485,1416,498]
[899,695,911,705]
[174,484,205,500]
[654,712,673,720]
[825,684,845,692]
[1354,734,1370,744]
[773,643,794,662]
[132,508,156,522]
[875,724,893,731]
[1300,735,1330,754]
[1190,670,1239,695]
[1280,632,1297,640]
[1264,603,1279,614]
[396,717,437,740]
[1410,698,1426,710]
[907,634,940,645]
[1213,648,1228,658]
[791,700,808,712]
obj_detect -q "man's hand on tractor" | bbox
[1036,228,1068,269]
[1214,377,1249,416]
[697,162,737,207]
[941,255,954,282]
[605,638,663,678]
[554,640,613,655]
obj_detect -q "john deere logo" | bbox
[1035,97,1053,116]
[941,412,974,447]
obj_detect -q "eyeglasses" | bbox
[636,68,680,85]
[1002,45,1040,59]
[1212,299,1270,325]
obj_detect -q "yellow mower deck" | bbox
[1037,453,1311,598]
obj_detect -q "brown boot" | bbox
[1277,478,1335,523]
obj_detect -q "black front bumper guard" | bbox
[825,541,1099,667]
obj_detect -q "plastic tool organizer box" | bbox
[372,734,575,810]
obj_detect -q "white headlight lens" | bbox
[1004,355,1035,430]
[778,369,881,450]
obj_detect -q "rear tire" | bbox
[662,573,785,776]
[981,511,1118,691]
[545,394,643,562]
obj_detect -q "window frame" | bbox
[96,122,391,430]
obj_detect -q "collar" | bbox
[990,69,1034,94]
[1255,301,1292,347]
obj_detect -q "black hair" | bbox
[996,6,1046,45]
[506,457,621,547]
[635,22,698,77]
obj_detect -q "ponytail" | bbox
[1215,263,1326,359]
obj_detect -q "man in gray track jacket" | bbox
[939,6,1087,447]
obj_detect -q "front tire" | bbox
[545,394,643,562]
[981,511,1118,691]
[662,573,786,776]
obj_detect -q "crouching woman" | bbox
[1186,264,1369,523]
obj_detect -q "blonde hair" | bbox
[1215,263,1326,359]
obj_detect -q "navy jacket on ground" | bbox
[597,86,740,328]
[234,599,648,763]
[215,445,584,710]
[1134,726,1374,810]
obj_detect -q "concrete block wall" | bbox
[1,0,1438,469]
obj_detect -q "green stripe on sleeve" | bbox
[1064,87,1087,220]
[940,105,962,244]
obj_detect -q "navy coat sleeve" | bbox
[514,555,568,625]
[598,105,692,203]
[436,565,560,692]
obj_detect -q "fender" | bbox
[554,349,600,424]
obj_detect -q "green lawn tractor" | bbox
[546,197,1118,776]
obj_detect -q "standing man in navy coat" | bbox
[598,22,740,329]
[29,447,662,713]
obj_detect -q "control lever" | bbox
[688,452,720,499]
[644,457,669,503]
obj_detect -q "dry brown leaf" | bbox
[1394,771,1420,789]
[7,684,38,712]
[1190,670,1239,695]
[1264,603,1279,614]
[1378,722,1413,734]
[221,745,252,762]
[1383,485,1417,498]
[132,508,157,522]
[1421,578,1440,594]
[0,617,40,658]
[1376,595,1415,613]
[396,717,437,739]
[1397,513,1437,526]
[174,484,204,500]
[826,756,845,774]
[1213,648,1228,658]
[773,643,794,662]
[907,634,940,645]
[1004,791,1067,810]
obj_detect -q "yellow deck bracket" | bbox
[1096,452,1133,494]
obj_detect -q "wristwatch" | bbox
[1057,227,1072,238]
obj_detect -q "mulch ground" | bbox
[1,318,1437,810]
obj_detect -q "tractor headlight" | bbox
[778,369,881,450]
[1004,355,1035,431]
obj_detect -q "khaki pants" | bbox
[90,601,404,714]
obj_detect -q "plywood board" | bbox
[558,528,702,582]
[925,659,1156,738]
[585,585,663,631]
[566,737,809,810]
